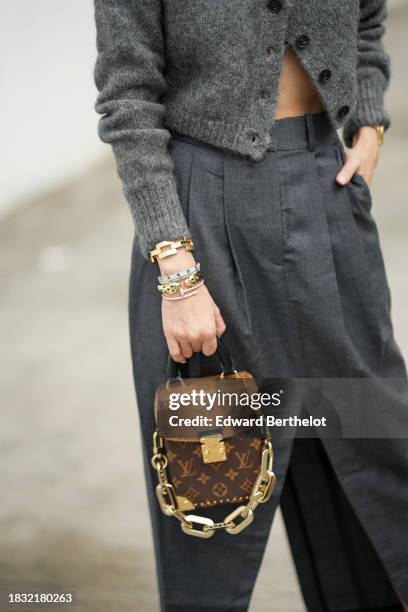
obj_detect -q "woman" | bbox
[93,1,408,610]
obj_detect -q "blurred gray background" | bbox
[0,2,407,611]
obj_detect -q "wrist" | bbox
[352,125,381,149]
[157,248,196,275]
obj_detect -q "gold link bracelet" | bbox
[149,236,194,263]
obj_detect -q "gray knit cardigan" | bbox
[93,0,391,258]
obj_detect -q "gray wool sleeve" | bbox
[343,0,391,147]
[93,0,191,259]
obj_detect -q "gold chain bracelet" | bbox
[149,236,194,263]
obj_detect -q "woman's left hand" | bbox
[336,126,380,189]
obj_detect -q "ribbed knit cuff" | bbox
[128,178,191,260]
[343,78,390,148]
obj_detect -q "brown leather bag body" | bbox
[151,339,276,538]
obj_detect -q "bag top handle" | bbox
[165,336,236,379]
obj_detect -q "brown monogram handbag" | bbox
[151,338,276,538]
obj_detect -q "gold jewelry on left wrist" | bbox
[374,125,385,146]
[149,236,194,263]
[161,280,204,300]
[157,272,202,296]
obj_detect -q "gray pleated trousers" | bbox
[128,113,408,612]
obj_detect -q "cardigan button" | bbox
[267,0,282,13]
[246,132,259,146]
[337,105,350,120]
[318,69,332,84]
[295,34,310,50]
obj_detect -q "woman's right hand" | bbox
[157,247,226,362]
[162,282,226,363]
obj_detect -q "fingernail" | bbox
[337,174,347,185]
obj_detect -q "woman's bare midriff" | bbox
[274,47,324,119]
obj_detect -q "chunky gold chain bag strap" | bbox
[151,431,276,538]
[150,338,277,538]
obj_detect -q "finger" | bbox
[202,336,217,357]
[336,155,361,186]
[179,339,194,360]
[167,336,186,363]
[214,306,226,336]
[187,332,203,353]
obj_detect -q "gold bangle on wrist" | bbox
[149,236,194,263]
[162,280,204,301]
[157,272,202,296]
[374,125,385,146]
[163,281,204,302]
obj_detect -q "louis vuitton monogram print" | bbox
[165,431,262,508]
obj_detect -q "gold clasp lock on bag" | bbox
[200,432,227,464]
